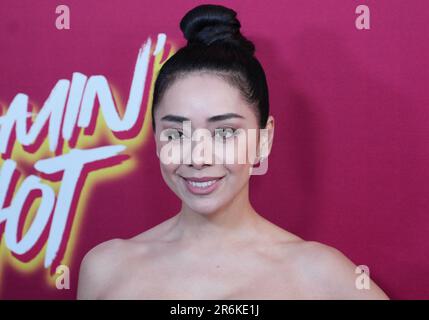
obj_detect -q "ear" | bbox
[259,115,275,160]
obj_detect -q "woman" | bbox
[77,4,389,300]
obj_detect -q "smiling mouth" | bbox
[180,176,225,195]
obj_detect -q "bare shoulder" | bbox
[76,223,171,300]
[129,216,179,243]
[77,238,130,299]
[282,240,390,299]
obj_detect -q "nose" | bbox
[184,130,214,169]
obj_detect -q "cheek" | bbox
[159,162,181,189]
[221,135,258,166]
[157,139,183,167]
[223,162,251,182]
[160,162,179,175]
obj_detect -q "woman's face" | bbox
[153,72,273,215]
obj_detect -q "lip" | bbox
[182,176,224,182]
[181,176,225,195]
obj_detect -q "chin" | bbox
[184,199,226,215]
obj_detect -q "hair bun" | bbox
[180,4,255,55]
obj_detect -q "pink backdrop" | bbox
[0,0,428,299]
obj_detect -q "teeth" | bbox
[188,179,217,188]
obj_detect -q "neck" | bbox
[172,182,261,245]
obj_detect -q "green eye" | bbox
[214,128,236,140]
[164,129,183,141]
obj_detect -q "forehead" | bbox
[156,72,256,122]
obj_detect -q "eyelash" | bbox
[163,127,239,141]
[214,127,238,139]
[164,129,183,141]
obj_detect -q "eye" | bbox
[163,129,184,141]
[214,127,237,140]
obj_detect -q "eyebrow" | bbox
[160,113,245,123]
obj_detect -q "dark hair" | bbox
[151,4,269,131]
